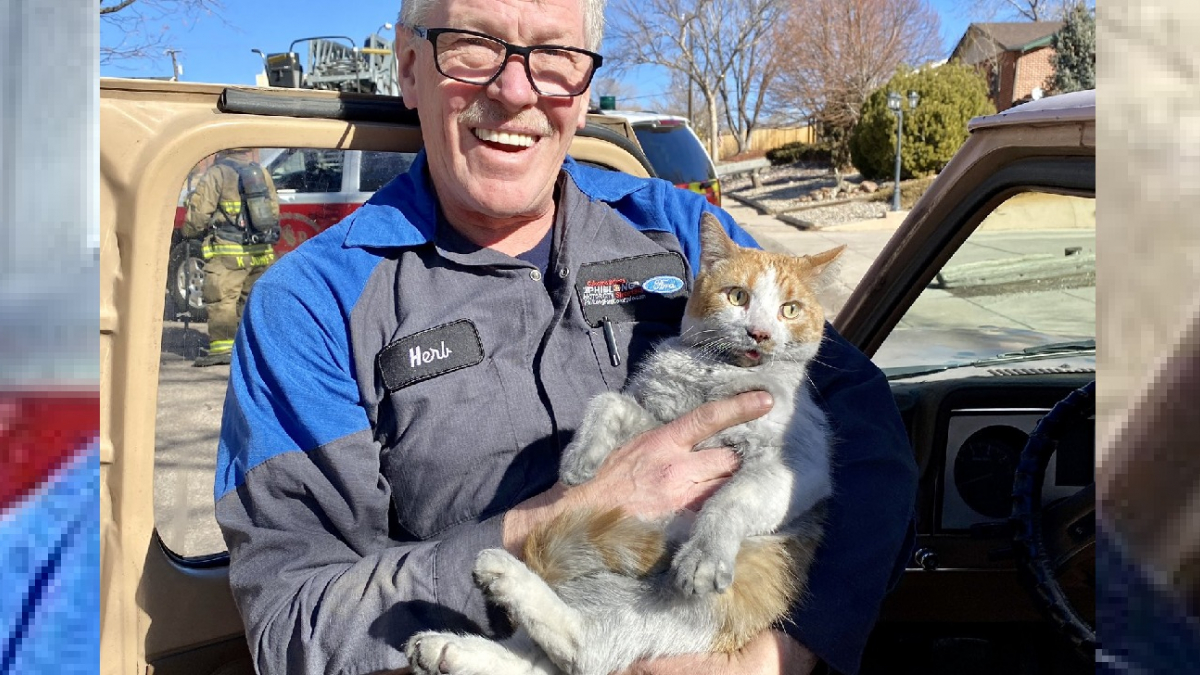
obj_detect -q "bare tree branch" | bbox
[100,0,226,68]
[953,0,1094,23]
[606,0,785,159]
[772,0,941,164]
[100,0,139,15]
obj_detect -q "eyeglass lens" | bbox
[434,31,595,96]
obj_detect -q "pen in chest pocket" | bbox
[600,317,621,367]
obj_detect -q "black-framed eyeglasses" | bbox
[408,26,603,98]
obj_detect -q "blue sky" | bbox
[101,0,976,99]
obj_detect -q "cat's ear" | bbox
[698,212,738,272]
[805,245,846,290]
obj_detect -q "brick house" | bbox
[950,22,1061,112]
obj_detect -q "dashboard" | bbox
[942,408,1094,531]
[878,369,1095,624]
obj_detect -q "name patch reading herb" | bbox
[377,319,484,392]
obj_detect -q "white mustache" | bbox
[459,98,554,136]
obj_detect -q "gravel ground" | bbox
[722,161,891,226]
[787,200,890,227]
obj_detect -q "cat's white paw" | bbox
[472,548,523,600]
[407,631,524,675]
[672,538,736,596]
[405,631,455,674]
[561,392,649,486]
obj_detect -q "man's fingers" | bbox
[686,446,740,477]
[682,473,730,512]
[663,391,773,447]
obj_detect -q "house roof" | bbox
[979,21,1062,50]
[951,21,1062,62]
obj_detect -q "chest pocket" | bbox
[374,319,521,539]
[575,252,690,389]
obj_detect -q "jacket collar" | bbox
[341,151,651,250]
[341,151,439,249]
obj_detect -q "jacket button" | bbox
[530,269,543,281]
[558,267,569,278]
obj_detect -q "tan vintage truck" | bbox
[101,79,1098,674]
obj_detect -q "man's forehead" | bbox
[435,0,586,42]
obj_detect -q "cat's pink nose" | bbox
[747,328,771,343]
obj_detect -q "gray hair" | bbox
[399,0,606,51]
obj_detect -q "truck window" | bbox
[359,151,417,193]
[269,148,344,193]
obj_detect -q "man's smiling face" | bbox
[398,0,592,233]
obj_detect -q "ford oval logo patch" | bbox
[642,275,685,295]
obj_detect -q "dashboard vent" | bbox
[987,366,1095,377]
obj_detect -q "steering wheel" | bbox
[1010,381,1096,655]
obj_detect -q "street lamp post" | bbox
[887,90,920,211]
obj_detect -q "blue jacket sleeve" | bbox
[214,259,506,675]
[783,324,918,674]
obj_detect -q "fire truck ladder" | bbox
[257,34,398,96]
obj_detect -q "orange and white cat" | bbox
[406,213,844,675]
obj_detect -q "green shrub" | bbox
[850,63,995,180]
[765,141,833,166]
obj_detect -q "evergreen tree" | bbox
[1049,3,1096,93]
[849,63,995,180]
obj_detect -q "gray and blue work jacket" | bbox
[214,152,918,675]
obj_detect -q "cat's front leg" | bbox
[473,548,585,673]
[671,461,795,595]
[406,631,551,675]
[560,392,656,486]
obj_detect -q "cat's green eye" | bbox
[781,302,802,319]
[726,287,750,307]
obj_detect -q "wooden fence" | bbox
[706,126,815,160]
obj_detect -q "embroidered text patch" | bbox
[377,319,484,392]
[575,252,689,328]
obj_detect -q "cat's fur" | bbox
[405,214,844,675]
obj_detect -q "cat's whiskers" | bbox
[687,330,731,352]
[695,338,734,361]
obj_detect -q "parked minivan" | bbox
[595,110,721,207]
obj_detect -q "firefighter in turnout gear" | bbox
[183,148,281,367]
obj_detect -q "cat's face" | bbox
[681,214,844,368]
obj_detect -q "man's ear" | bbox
[397,33,420,109]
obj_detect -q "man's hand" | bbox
[503,391,773,552]
[622,630,818,675]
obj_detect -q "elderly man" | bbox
[214,0,916,673]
